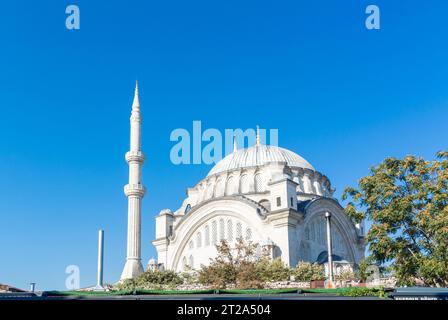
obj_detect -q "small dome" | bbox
[207,144,314,177]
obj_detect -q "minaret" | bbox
[120,81,146,280]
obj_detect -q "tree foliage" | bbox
[197,238,263,289]
[342,151,448,287]
[198,238,295,288]
[116,269,183,291]
[292,261,325,281]
[256,257,291,282]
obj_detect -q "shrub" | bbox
[236,261,263,289]
[337,287,387,298]
[335,269,356,281]
[292,261,325,281]
[139,269,182,285]
[115,269,182,291]
[115,278,138,292]
[198,238,264,289]
[180,269,199,285]
[256,258,290,282]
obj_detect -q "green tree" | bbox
[343,151,448,287]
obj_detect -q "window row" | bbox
[187,219,253,251]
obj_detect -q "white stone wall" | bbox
[152,164,363,274]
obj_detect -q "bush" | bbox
[256,258,290,282]
[236,261,263,289]
[115,269,182,291]
[198,238,264,289]
[335,269,356,281]
[180,269,199,285]
[292,261,325,281]
[337,287,387,298]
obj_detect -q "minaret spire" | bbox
[121,81,146,280]
[233,136,238,153]
[256,125,261,147]
[132,80,140,111]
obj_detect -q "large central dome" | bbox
[207,144,314,177]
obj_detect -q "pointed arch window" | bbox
[219,219,225,240]
[227,219,233,242]
[255,174,264,192]
[204,225,210,246]
[236,222,242,239]
[246,227,252,241]
[196,231,202,248]
[212,221,217,244]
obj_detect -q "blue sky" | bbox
[0,0,447,290]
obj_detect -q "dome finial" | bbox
[233,136,238,153]
[256,125,260,147]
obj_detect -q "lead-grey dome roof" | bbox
[207,144,314,177]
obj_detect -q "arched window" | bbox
[182,257,187,270]
[236,222,242,239]
[305,226,310,240]
[189,240,194,250]
[204,225,210,246]
[219,219,225,240]
[246,227,252,241]
[206,183,214,199]
[184,204,191,214]
[255,174,264,192]
[227,220,233,242]
[215,178,225,197]
[189,255,194,269]
[212,221,217,244]
[240,175,250,193]
[196,232,202,248]
[310,222,316,242]
[226,177,235,195]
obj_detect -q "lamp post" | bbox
[325,211,334,286]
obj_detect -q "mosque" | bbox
[120,83,365,280]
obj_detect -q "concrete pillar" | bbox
[96,230,104,290]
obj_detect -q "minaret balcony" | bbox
[124,184,146,197]
[126,151,145,163]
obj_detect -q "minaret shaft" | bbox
[120,82,145,280]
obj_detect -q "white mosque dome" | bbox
[207,144,315,177]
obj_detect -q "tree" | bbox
[342,151,448,287]
[198,238,263,289]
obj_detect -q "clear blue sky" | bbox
[0,1,447,290]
